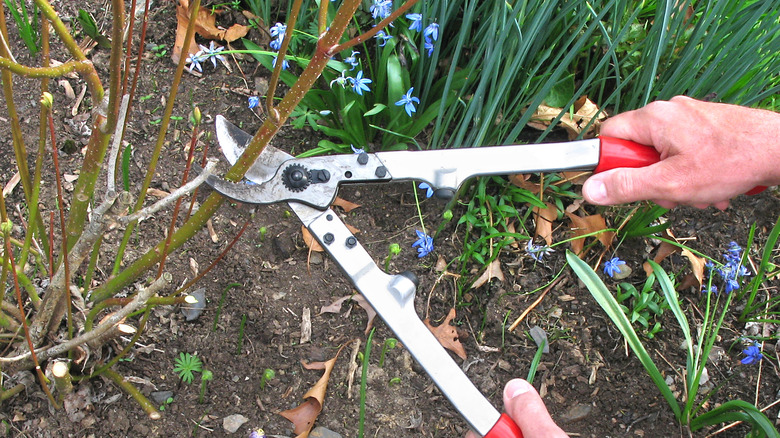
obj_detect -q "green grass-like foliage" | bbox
[567,251,778,435]
[173,352,203,384]
[616,274,669,338]
[4,0,39,55]
[739,216,780,323]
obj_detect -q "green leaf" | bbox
[544,74,575,107]
[567,251,681,420]
[364,104,387,117]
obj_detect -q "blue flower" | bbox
[419,182,434,198]
[272,54,289,70]
[248,96,260,109]
[200,41,226,68]
[344,51,360,70]
[351,70,372,95]
[270,39,281,51]
[424,40,434,57]
[423,23,439,42]
[412,230,434,258]
[741,343,763,365]
[526,240,554,262]
[330,70,349,88]
[406,13,423,31]
[395,87,420,117]
[603,257,626,278]
[374,30,393,47]
[270,22,287,40]
[351,145,365,154]
[369,0,392,20]
[186,50,205,73]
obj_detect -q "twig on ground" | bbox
[508,276,566,332]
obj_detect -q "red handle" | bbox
[594,136,660,174]
[484,413,523,438]
[595,136,766,194]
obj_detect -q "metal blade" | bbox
[215,115,293,184]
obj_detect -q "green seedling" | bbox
[616,275,669,339]
[388,377,401,386]
[199,370,213,404]
[159,396,174,411]
[173,352,203,384]
[76,9,111,48]
[384,244,401,271]
[4,0,40,55]
[259,226,268,242]
[378,338,397,367]
[259,368,276,390]
[149,44,168,58]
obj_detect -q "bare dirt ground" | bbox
[1,2,779,437]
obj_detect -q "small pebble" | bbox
[560,403,592,423]
[223,414,248,433]
[309,426,343,438]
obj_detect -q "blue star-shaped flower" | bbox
[199,41,226,68]
[423,23,439,42]
[741,344,763,365]
[424,40,434,57]
[526,240,554,262]
[412,230,434,258]
[272,54,289,70]
[344,51,360,70]
[248,96,260,109]
[418,182,434,198]
[603,257,626,278]
[186,50,205,73]
[406,13,423,31]
[351,70,372,96]
[395,87,420,117]
[270,22,287,39]
[369,0,392,20]
[374,30,392,47]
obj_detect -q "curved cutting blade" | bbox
[215,115,293,184]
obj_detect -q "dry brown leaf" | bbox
[527,96,607,140]
[302,226,324,252]
[173,0,249,64]
[566,212,614,255]
[424,308,467,360]
[508,174,541,192]
[332,197,361,213]
[505,219,520,249]
[470,259,505,289]
[2,172,20,197]
[533,203,558,246]
[280,344,350,438]
[319,295,376,334]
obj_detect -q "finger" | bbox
[583,164,675,205]
[600,101,676,147]
[502,379,567,437]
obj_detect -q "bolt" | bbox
[375,166,387,178]
[346,236,357,248]
[357,153,369,165]
[324,233,334,244]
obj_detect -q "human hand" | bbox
[583,96,780,209]
[464,379,567,438]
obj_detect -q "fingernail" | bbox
[505,379,532,399]
[586,179,608,204]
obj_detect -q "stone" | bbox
[223,414,249,433]
[310,426,343,438]
[560,403,592,423]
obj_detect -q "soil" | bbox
[1,2,779,438]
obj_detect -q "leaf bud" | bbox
[0,219,12,234]
[40,92,53,109]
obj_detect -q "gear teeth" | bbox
[281,164,311,192]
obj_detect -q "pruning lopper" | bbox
[205,116,663,437]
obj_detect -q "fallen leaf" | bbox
[2,172,20,196]
[508,174,541,192]
[173,0,249,64]
[470,259,505,289]
[565,212,614,255]
[279,343,351,437]
[302,226,324,252]
[533,203,558,246]
[300,307,311,344]
[527,96,607,140]
[424,308,467,360]
[319,294,376,334]
[332,197,361,213]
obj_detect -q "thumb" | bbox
[501,379,567,437]
[583,165,667,206]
